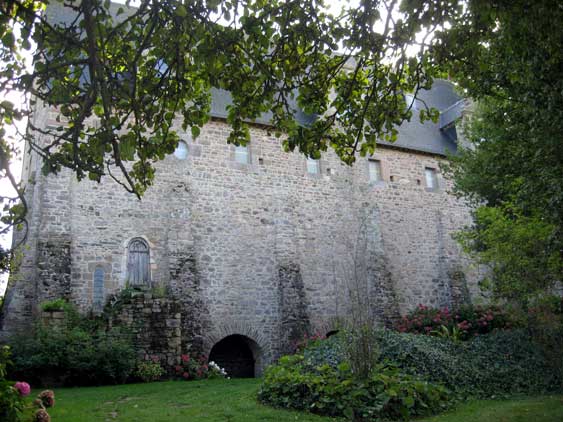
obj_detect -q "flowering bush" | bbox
[0,345,26,422]
[135,358,165,382]
[174,353,227,380]
[395,304,515,340]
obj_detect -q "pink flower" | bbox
[175,365,182,373]
[182,372,190,379]
[14,381,31,396]
[181,354,190,362]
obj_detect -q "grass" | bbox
[48,378,336,421]
[420,394,563,422]
[44,379,563,422]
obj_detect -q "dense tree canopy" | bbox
[0,0,561,287]
[441,0,563,305]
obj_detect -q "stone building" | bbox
[0,4,480,378]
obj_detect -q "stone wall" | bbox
[1,105,481,368]
[107,290,183,368]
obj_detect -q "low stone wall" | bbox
[107,290,182,368]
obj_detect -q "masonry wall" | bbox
[1,110,480,366]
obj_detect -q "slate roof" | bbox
[209,81,462,156]
[377,79,462,156]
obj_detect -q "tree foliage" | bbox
[441,0,563,304]
[0,0,561,285]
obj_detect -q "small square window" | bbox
[307,157,320,174]
[425,167,438,190]
[235,144,249,164]
[368,159,383,182]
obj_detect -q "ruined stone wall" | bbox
[1,110,480,365]
[107,290,182,368]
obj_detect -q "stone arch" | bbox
[203,322,269,376]
[209,335,260,378]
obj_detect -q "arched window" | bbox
[127,238,150,285]
[93,266,105,312]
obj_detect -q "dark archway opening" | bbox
[209,335,256,378]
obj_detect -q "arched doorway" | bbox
[208,335,258,378]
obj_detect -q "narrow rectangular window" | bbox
[307,157,320,174]
[235,144,249,164]
[93,267,105,313]
[425,167,438,189]
[368,160,383,182]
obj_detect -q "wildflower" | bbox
[182,372,190,379]
[181,354,190,362]
[175,365,182,373]
[14,381,31,396]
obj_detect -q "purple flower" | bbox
[14,381,31,396]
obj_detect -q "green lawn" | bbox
[420,394,563,422]
[45,378,563,422]
[48,379,335,421]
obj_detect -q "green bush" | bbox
[258,354,451,420]
[9,306,136,386]
[40,298,71,312]
[135,360,165,383]
[303,329,561,397]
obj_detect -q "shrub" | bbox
[395,304,516,340]
[258,355,451,420]
[135,359,165,383]
[527,295,563,387]
[40,298,71,312]
[9,305,136,386]
[303,329,562,397]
